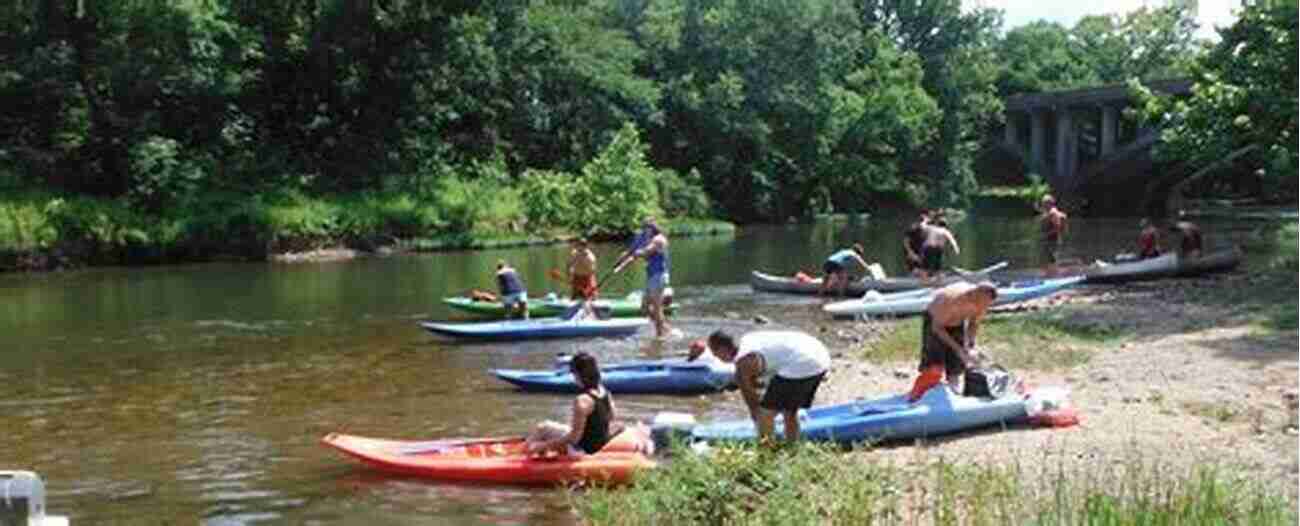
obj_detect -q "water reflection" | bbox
[0,214,1288,523]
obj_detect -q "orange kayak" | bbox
[321,426,656,485]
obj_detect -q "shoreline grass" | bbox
[575,442,1296,525]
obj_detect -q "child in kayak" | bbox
[526,352,624,456]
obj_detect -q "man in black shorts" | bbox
[697,330,831,444]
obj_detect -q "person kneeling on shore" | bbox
[526,352,624,456]
[700,330,831,444]
[909,281,997,401]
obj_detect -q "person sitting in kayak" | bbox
[702,330,831,444]
[819,244,870,296]
[1136,218,1162,259]
[496,260,529,320]
[1170,220,1203,259]
[903,210,931,276]
[917,218,960,279]
[908,281,997,402]
[526,352,623,456]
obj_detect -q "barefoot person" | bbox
[1037,195,1068,276]
[1137,218,1162,259]
[819,244,870,296]
[702,330,831,444]
[526,352,624,456]
[908,281,998,402]
[495,260,529,320]
[917,218,960,279]
[620,218,672,339]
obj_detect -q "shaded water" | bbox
[0,210,1289,524]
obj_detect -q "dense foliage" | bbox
[0,0,1281,239]
[1131,0,1299,200]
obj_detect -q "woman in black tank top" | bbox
[526,352,623,456]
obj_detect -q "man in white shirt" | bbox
[692,330,831,444]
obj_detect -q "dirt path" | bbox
[739,274,1299,501]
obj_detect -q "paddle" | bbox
[950,260,1009,281]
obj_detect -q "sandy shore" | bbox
[728,272,1298,501]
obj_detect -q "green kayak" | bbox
[442,292,672,319]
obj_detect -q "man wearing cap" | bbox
[693,330,831,444]
[908,281,998,401]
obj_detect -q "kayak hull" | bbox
[444,294,669,318]
[322,427,656,485]
[750,270,959,295]
[823,276,1085,317]
[691,386,1028,444]
[420,318,648,341]
[993,248,1242,284]
[492,360,735,394]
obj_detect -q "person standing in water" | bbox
[902,210,931,277]
[618,218,672,339]
[495,260,529,320]
[1038,195,1068,276]
[917,218,960,279]
[1170,220,1203,259]
[1136,218,1162,259]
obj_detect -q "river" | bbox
[0,210,1289,524]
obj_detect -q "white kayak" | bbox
[823,276,1086,317]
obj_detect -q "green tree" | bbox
[1131,0,1298,198]
[1070,4,1201,85]
[995,21,1099,95]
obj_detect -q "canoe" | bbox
[690,386,1028,443]
[420,318,648,341]
[321,426,656,485]
[750,262,1008,296]
[993,248,1242,284]
[443,292,670,319]
[492,358,735,395]
[823,276,1085,317]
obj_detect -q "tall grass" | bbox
[576,442,1295,525]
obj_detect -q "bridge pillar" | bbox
[1101,105,1118,156]
[1055,109,1074,185]
[1030,110,1046,173]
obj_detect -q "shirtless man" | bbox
[1038,195,1068,276]
[917,218,960,279]
[1136,218,1162,259]
[907,281,998,401]
[1170,220,1203,259]
[568,237,598,300]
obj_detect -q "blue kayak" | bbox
[420,318,648,341]
[823,276,1085,317]
[492,358,735,395]
[691,386,1028,443]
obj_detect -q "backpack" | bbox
[963,365,1015,398]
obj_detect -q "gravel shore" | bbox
[713,272,1299,502]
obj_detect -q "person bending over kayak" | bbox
[820,244,870,297]
[1037,195,1068,276]
[1136,218,1162,259]
[526,352,624,457]
[496,260,529,320]
[908,281,997,401]
[903,211,931,276]
[1170,220,1203,259]
[703,330,831,444]
[917,218,960,279]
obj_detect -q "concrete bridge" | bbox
[996,79,1193,214]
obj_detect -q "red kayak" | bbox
[321,426,656,485]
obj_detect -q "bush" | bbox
[128,136,208,212]
[657,168,712,218]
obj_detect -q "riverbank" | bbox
[0,190,735,271]
[579,225,1299,523]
